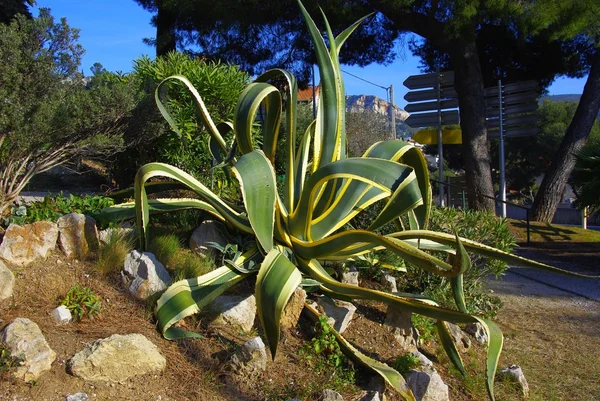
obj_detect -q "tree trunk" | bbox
[155,1,177,57]
[531,48,600,222]
[451,40,496,211]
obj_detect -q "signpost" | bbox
[485,80,539,217]
[413,129,462,145]
[404,70,457,207]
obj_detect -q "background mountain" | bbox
[345,94,415,139]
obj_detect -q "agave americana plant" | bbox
[100,2,599,400]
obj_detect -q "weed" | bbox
[391,353,421,374]
[171,251,216,281]
[149,234,182,267]
[95,229,134,275]
[61,285,102,322]
[412,314,436,346]
[0,342,24,379]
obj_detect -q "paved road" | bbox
[487,266,600,301]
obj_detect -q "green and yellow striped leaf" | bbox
[255,248,302,358]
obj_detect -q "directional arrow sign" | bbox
[485,91,539,107]
[405,110,460,128]
[486,102,538,118]
[405,99,459,113]
[487,114,538,128]
[484,80,538,96]
[404,87,458,103]
[414,129,462,145]
[488,127,540,138]
[403,71,455,90]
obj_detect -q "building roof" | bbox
[298,86,320,101]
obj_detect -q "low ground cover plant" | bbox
[98,1,599,400]
[3,193,114,227]
[61,285,102,322]
[0,342,24,379]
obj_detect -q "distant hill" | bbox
[541,94,581,103]
[541,94,600,117]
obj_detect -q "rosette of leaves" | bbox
[99,2,599,400]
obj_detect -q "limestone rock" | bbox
[405,366,449,401]
[66,393,89,401]
[189,220,226,257]
[208,294,256,332]
[0,260,15,301]
[1,318,56,381]
[445,323,471,352]
[382,274,397,293]
[98,227,135,246]
[385,306,418,351]
[316,296,356,334]
[280,287,307,329]
[341,267,359,286]
[321,389,344,401]
[57,213,99,259]
[52,305,72,325]
[68,333,166,382]
[122,250,172,300]
[229,336,267,378]
[500,365,530,399]
[0,221,58,266]
[465,322,488,345]
[359,391,383,401]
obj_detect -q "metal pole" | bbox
[389,85,397,140]
[437,69,445,207]
[498,79,507,218]
[582,207,588,229]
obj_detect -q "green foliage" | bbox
[299,315,356,388]
[412,314,436,346]
[572,141,600,215]
[0,342,24,379]
[112,52,250,187]
[95,229,134,276]
[149,234,182,266]
[397,207,514,318]
[391,353,421,375]
[61,285,102,322]
[3,193,114,227]
[0,9,140,214]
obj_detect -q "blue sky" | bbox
[35,0,587,109]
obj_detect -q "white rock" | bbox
[229,337,267,378]
[1,318,56,381]
[382,274,397,293]
[122,250,172,300]
[321,389,344,401]
[280,287,307,329]
[500,365,529,398]
[189,220,226,258]
[57,213,99,259]
[68,333,166,382]
[0,221,58,266]
[445,323,471,352]
[0,260,15,301]
[465,322,488,345]
[316,296,356,334]
[385,306,417,351]
[208,294,256,332]
[66,393,89,401]
[405,367,449,401]
[98,227,135,246]
[52,305,72,325]
[341,267,359,286]
[359,391,383,401]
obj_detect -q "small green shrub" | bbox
[61,285,102,322]
[412,314,436,346]
[148,234,182,267]
[95,229,134,276]
[171,251,216,281]
[0,342,24,379]
[391,353,421,374]
[397,207,515,318]
[3,193,114,227]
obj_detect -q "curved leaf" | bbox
[255,248,302,358]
